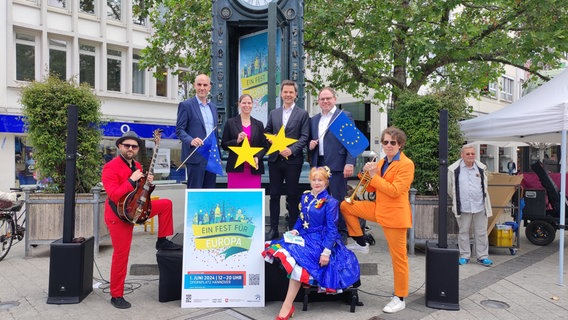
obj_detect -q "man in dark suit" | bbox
[265,80,310,240]
[309,87,355,242]
[176,74,218,189]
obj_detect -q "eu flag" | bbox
[328,111,369,158]
[196,133,224,176]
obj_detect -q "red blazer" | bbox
[102,156,141,216]
[366,152,414,228]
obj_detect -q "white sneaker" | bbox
[346,242,369,254]
[383,296,405,313]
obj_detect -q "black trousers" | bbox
[317,158,348,234]
[268,158,302,230]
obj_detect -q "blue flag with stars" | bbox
[328,111,369,158]
[196,133,224,176]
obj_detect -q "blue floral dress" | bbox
[262,189,360,293]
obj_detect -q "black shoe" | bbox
[265,228,279,240]
[156,239,182,250]
[110,297,131,309]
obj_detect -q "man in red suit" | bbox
[102,131,181,309]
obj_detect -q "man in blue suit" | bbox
[265,80,310,240]
[176,74,218,189]
[309,87,356,242]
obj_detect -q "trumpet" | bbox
[344,170,374,204]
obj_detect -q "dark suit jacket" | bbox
[264,105,309,165]
[175,96,218,165]
[221,116,267,174]
[309,109,356,171]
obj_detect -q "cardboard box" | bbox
[487,173,524,233]
[489,224,514,247]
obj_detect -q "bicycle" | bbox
[0,187,27,261]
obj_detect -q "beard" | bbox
[121,150,136,161]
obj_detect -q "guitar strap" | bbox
[108,198,121,219]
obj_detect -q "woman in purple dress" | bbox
[221,94,267,188]
[263,167,360,320]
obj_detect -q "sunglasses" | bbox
[121,143,139,150]
[381,140,397,146]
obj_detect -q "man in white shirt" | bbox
[448,144,493,267]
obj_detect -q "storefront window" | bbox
[15,137,37,186]
[99,138,184,184]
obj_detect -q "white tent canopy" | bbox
[461,69,568,143]
[461,68,568,286]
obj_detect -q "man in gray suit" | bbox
[265,80,310,240]
[309,87,355,242]
[176,74,218,189]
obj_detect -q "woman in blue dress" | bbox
[263,167,360,320]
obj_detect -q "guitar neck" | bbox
[145,129,163,183]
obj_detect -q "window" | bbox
[501,77,513,102]
[15,137,38,186]
[49,39,67,80]
[48,0,66,9]
[80,0,95,14]
[79,44,96,87]
[107,49,122,92]
[15,33,35,81]
[132,53,145,94]
[487,82,497,99]
[156,68,168,97]
[178,70,191,100]
[133,0,147,26]
[107,0,122,20]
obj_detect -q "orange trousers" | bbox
[340,200,409,297]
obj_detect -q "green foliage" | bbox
[20,76,103,193]
[138,0,568,103]
[390,87,472,195]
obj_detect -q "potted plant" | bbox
[19,75,107,254]
[390,87,471,241]
[20,75,103,193]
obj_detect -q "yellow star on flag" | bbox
[264,126,298,155]
[228,137,264,169]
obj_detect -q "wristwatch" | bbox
[237,0,273,10]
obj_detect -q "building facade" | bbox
[1,0,186,192]
[1,1,541,192]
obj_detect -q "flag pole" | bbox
[177,126,217,171]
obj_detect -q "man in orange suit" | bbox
[102,131,181,309]
[340,127,414,314]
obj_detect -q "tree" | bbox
[390,87,471,195]
[20,76,104,193]
[136,0,568,104]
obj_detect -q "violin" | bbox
[116,129,163,224]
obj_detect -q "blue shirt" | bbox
[381,151,401,176]
[198,98,215,136]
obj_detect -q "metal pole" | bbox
[558,129,566,286]
[409,188,417,255]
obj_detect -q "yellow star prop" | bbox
[264,126,298,155]
[228,137,263,169]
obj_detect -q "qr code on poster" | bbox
[248,273,260,286]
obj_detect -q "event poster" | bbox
[181,189,265,308]
[238,29,281,125]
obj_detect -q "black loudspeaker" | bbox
[425,241,460,310]
[47,237,94,304]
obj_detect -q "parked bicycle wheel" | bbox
[0,214,15,261]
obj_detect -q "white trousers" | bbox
[457,209,489,260]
